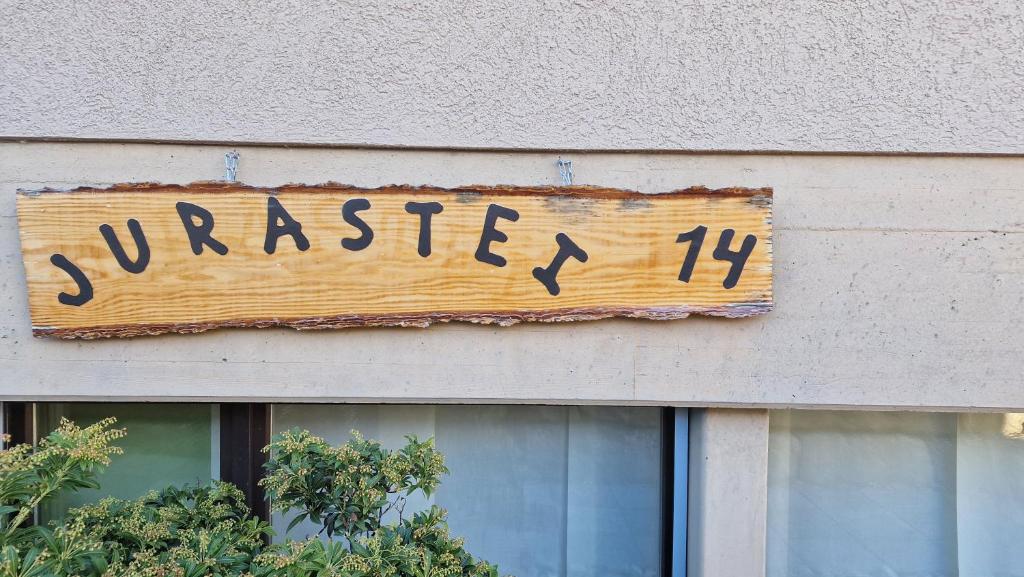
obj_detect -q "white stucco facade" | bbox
[2,0,1023,153]
[2,3,1022,575]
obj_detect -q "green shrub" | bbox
[0,417,125,577]
[259,429,502,577]
[68,482,271,576]
[0,420,506,577]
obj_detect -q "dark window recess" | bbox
[3,402,33,447]
[219,403,270,523]
[2,402,34,529]
[661,407,676,577]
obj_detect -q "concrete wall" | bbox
[2,142,1021,409]
[688,409,769,577]
[2,1,1022,153]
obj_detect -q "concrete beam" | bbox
[687,409,769,577]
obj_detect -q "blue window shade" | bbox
[769,410,1024,577]
[767,411,957,577]
[272,404,673,577]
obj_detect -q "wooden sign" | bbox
[16,182,773,338]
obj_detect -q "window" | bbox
[4,402,689,576]
[768,410,1024,576]
[35,403,219,521]
[272,404,683,577]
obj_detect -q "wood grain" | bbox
[16,182,773,338]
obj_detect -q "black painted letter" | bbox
[176,202,229,255]
[50,254,93,307]
[341,198,374,251]
[100,219,150,274]
[475,204,519,267]
[675,225,707,283]
[404,201,444,257]
[712,229,757,289]
[532,233,588,296]
[264,197,310,254]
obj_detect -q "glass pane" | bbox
[767,410,957,577]
[37,403,216,521]
[434,405,570,576]
[956,413,1024,574]
[271,404,664,577]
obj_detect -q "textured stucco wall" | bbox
[2,143,1022,409]
[2,0,1022,153]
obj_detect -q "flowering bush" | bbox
[0,420,505,577]
[258,429,501,577]
[0,417,125,577]
[69,482,271,577]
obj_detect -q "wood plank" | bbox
[16,182,773,338]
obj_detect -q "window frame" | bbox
[3,402,689,576]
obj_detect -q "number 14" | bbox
[676,226,757,289]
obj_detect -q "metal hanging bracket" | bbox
[557,157,574,186]
[224,151,240,182]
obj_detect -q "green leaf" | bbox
[286,512,308,534]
